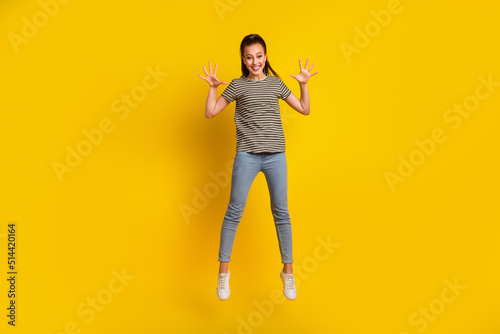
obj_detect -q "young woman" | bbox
[198,34,318,301]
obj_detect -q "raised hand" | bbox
[290,58,318,84]
[198,62,228,87]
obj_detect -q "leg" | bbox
[283,263,293,274]
[219,261,229,274]
[262,152,293,270]
[218,151,260,267]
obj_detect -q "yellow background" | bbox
[1,0,499,333]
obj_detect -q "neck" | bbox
[246,72,266,81]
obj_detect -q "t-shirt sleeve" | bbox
[279,79,292,100]
[221,79,237,102]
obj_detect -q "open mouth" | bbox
[251,65,261,71]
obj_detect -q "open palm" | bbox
[290,58,318,84]
[198,62,227,87]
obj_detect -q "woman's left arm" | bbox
[284,58,318,115]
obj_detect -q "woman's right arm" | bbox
[204,86,230,118]
[198,62,230,118]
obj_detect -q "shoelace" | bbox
[284,273,295,290]
[218,274,229,291]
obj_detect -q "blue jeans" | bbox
[218,151,293,264]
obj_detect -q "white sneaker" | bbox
[280,270,297,300]
[217,271,230,300]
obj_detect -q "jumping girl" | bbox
[197,33,318,301]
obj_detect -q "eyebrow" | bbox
[245,52,263,56]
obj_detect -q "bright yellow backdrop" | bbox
[1,0,499,333]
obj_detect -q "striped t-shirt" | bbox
[221,74,292,153]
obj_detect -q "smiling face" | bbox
[242,43,267,78]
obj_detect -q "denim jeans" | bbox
[218,151,293,264]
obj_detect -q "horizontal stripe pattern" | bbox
[221,74,292,153]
